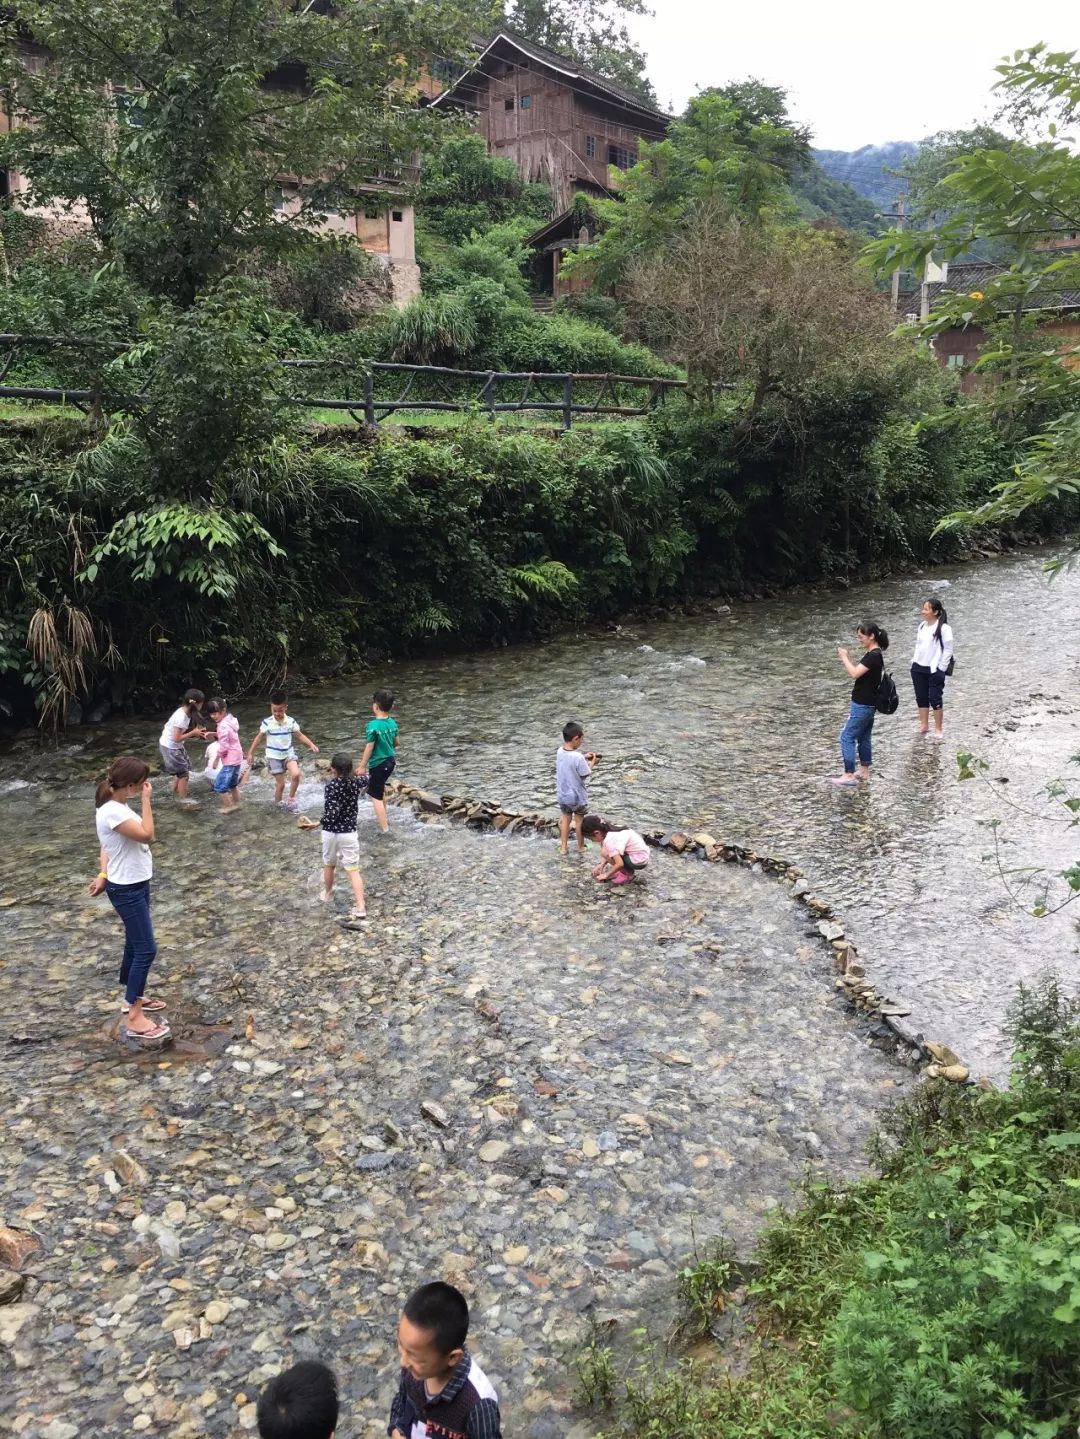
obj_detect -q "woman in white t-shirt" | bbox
[910,596,954,739]
[87,757,169,1041]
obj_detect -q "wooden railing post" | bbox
[482,371,496,417]
[562,374,573,431]
[363,372,375,425]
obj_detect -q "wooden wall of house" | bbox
[934,316,1080,392]
[473,60,664,209]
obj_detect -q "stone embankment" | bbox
[387,780,979,1088]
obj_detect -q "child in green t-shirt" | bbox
[359,689,398,834]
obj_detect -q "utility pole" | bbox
[889,194,906,312]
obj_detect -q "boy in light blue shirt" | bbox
[556,720,598,853]
[246,689,319,811]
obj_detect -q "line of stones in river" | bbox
[383,780,982,1090]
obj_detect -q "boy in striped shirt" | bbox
[246,690,319,811]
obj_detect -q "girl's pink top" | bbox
[215,714,244,766]
[602,829,650,865]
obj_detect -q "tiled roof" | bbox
[432,30,671,123]
[904,258,1080,316]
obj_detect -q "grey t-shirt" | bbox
[556,747,591,807]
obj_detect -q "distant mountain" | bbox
[812,142,919,212]
[791,159,883,235]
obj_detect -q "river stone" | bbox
[421,1101,450,1129]
[0,1227,41,1270]
[941,1064,970,1083]
[926,1042,962,1067]
[0,1270,26,1305]
[478,1140,510,1163]
[0,1302,40,1346]
[112,1149,149,1187]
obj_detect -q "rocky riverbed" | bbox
[0,780,909,1437]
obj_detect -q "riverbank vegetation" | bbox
[1,6,1078,730]
[577,977,1080,1439]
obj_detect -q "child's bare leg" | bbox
[371,797,389,833]
[346,868,366,916]
[559,813,570,853]
[574,813,585,852]
[934,703,944,736]
[175,773,189,800]
[273,770,285,804]
[321,864,334,901]
[287,760,300,804]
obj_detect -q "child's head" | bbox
[562,721,584,748]
[256,1360,338,1439]
[95,755,150,808]
[183,687,205,711]
[373,688,394,715]
[397,1281,469,1383]
[330,752,354,778]
[207,696,228,717]
[270,690,288,721]
[582,814,611,839]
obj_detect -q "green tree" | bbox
[0,0,482,306]
[864,46,1080,559]
[567,85,809,289]
[504,0,655,102]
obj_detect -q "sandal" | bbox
[121,998,168,1013]
[125,1020,170,1041]
[348,907,368,921]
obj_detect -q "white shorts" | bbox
[321,831,360,870]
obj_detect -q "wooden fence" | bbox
[0,335,688,431]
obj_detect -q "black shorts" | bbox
[614,854,647,873]
[910,663,946,710]
[367,757,395,800]
[560,802,587,816]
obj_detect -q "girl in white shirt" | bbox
[87,757,169,1041]
[910,597,954,739]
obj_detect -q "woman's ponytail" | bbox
[926,596,948,647]
[96,756,150,807]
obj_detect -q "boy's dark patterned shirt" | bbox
[387,1348,501,1439]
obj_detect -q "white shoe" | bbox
[319,889,332,903]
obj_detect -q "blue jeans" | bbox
[840,702,876,773]
[106,880,158,1004]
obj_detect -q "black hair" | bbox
[183,688,205,707]
[581,814,611,838]
[331,752,354,777]
[857,621,889,653]
[403,1281,469,1355]
[563,721,584,743]
[373,689,395,713]
[925,596,948,646]
[256,1360,338,1439]
[270,690,288,705]
[95,756,150,808]
[207,696,227,715]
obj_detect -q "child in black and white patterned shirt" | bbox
[319,753,368,920]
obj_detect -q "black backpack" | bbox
[875,664,899,715]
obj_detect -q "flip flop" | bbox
[121,998,168,1013]
[125,1020,170,1041]
[348,908,368,921]
[610,871,631,885]
[829,776,860,787]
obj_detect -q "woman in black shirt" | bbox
[832,621,888,787]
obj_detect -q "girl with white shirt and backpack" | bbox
[911,597,954,739]
[87,756,169,1042]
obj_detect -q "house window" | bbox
[520,94,531,108]
[391,210,403,223]
[585,134,595,158]
[431,56,465,85]
[946,354,965,369]
[504,97,514,110]
[115,91,145,128]
[272,185,289,214]
[364,206,380,220]
[607,143,636,170]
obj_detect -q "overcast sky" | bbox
[627,0,1077,149]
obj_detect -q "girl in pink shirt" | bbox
[205,698,245,814]
[582,815,650,885]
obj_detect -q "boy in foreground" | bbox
[257,1360,338,1439]
[359,688,398,834]
[556,720,598,853]
[247,690,319,811]
[390,1281,502,1439]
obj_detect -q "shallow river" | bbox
[1,550,1077,1437]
